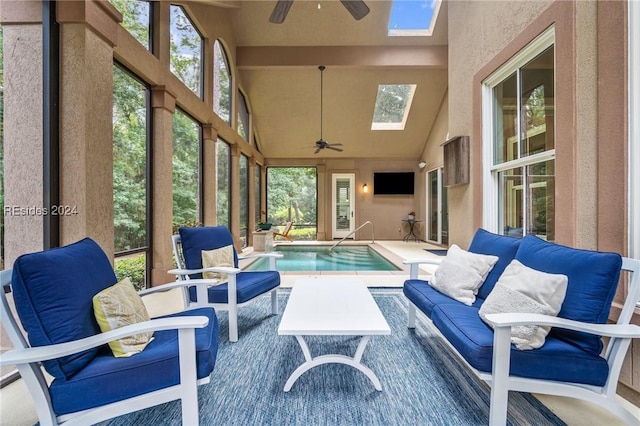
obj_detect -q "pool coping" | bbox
[240,240,442,288]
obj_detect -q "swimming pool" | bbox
[244,245,400,271]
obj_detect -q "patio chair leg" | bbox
[271,289,278,314]
[408,303,416,328]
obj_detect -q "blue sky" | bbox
[388,0,437,31]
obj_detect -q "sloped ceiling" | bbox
[215,0,449,159]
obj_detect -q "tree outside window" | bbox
[170,5,202,97]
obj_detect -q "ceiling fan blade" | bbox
[329,143,343,147]
[269,0,294,24]
[314,147,322,154]
[340,0,370,20]
[327,146,344,152]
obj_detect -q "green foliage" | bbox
[372,84,414,124]
[113,65,147,252]
[114,254,146,291]
[172,110,200,229]
[213,41,231,124]
[110,0,150,49]
[169,5,202,96]
[266,167,317,229]
[216,140,230,225]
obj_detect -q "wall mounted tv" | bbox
[373,172,415,195]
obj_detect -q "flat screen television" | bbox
[373,172,415,195]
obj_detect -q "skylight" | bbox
[371,84,417,130]
[387,0,441,37]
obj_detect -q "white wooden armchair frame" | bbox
[170,234,282,342]
[0,269,214,426]
[404,257,640,425]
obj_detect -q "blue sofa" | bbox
[403,229,640,424]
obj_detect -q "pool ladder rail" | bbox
[330,221,375,251]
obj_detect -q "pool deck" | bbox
[240,239,444,288]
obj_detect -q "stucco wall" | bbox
[447,0,553,248]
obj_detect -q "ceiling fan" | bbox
[314,65,343,154]
[269,0,370,24]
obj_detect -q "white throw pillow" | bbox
[479,259,568,350]
[429,244,499,306]
[201,245,235,285]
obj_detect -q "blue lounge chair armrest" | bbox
[0,316,210,366]
[485,313,640,338]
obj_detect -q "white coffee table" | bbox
[278,277,391,392]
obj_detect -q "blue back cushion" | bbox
[12,238,117,380]
[515,235,622,355]
[179,227,239,278]
[468,228,521,299]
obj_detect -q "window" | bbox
[239,154,249,247]
[216,138,230,226]
[110,0,151,50]
[371,84,416,130]
[112,64,151,290]
[427,168,448,245]
[237,89,249,140]
[483,29,555,241]
[213,40,232,125]
[387,0,441,37]
[255,163,262,225]
[266,167,317,240]
[170,5,202,97]
[172,108,201,228]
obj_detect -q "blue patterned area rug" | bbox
[101,291,565,426]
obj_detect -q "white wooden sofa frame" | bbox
[404,256,640,425]
[170,234,282,342]
[0,269,217,426]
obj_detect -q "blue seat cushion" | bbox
[468,228,521,299]
[11,238,117,380]
[49,307,219,416]
[403,279,483,318]
[189,270,281,304]
[515,235,622,356]
[179,226,240,278]
[431,303,609,387]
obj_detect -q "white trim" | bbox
[481,26,555,235]
[630,0,640,259]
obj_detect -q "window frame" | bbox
[371,84,417,130]
[237,88,250,140]
[481,27,556,235]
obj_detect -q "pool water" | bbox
[244,245,400,271]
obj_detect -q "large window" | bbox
[216,138,230,226]
[170,5,202,97]
[213,40,232,125]
[255,163,262,225]
[237,89,249,140]
[110,0,151,50]
[483,29,555,241]
[172,108,201,229]
[239,154,249,247]
[266,167,317,240]
[112,65,151,290]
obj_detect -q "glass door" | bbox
[332,173,355,238]
[427,168,448,245]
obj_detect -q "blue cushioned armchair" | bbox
[171,226,282,342]
[0,238,219,425]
